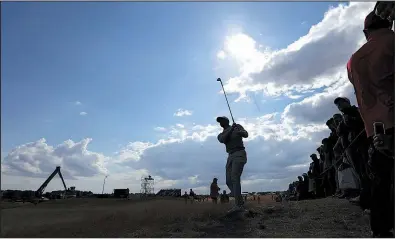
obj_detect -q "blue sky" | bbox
[2,2,374,193]
[2,2,338,154]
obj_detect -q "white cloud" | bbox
[2,112,333,194]
[282,76,357,125]
[112,114,330,194]
[2,138,108,179]
[217,50,226,60]
[176,124,184,129]
[75,101,82,106]
[173,108,193,117]
[154,127,167,132]
[219,2,374,101]
[79,112,88,116]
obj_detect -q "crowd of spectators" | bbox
[286,2,394,237]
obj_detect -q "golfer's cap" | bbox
[216,116,229,123]
[334,97,350,105]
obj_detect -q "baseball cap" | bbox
[334,97,350,105]
[216,116,229,123]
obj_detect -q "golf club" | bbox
[217,78,235,123]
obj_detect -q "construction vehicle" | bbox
[31,166,68,204]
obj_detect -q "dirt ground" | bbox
[1,195,371,238]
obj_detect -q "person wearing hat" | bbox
[210,178,220,204]
[346,10,394,238]
[334,97,370,205]
[216,116,248,213]
[333,97,351,112]
[333,97,364,135]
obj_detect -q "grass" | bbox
[1,196,371,238]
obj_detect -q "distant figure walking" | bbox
[217,116,249,213]
[210,178,220,204]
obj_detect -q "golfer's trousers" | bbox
[226,150,247,206]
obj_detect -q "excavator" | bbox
[30,166,68,204]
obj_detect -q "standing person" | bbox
[347,11,394,238]
[217,116,248,213]
[334,97,370,205]
[326,117,341,197]
[296,176,304,201]
[220,190,230,204]
[302,173,310,199]
[310,154,323,198]
[321,138,336,197]
[210,178,220,204]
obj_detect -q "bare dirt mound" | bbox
[1,197,370,238]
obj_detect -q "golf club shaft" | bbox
[218,79,235,123]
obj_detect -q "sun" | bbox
[225,33,258,61]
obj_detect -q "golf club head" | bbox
[217,78,221,82]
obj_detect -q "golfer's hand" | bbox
[373,134,393,153]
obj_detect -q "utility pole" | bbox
[102,175,108,195]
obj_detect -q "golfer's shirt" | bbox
[217,125,248,154]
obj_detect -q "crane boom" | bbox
[57,169,67,192]
[35,166,67,197]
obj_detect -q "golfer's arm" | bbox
[218,128,235,143]
[218,132,230,143]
